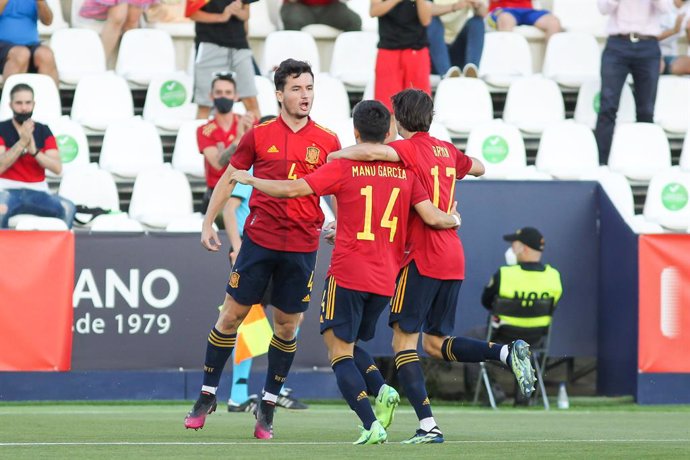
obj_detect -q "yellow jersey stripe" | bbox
[393,265,410,314]
[327,276,336,320]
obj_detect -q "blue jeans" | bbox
[594,36,661,164]
[427,16,485,75]
[0,188,76,229]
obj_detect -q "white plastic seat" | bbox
[466,120,527,179]
[71,72,134,132]
[47,117,91,177]
[99,117,164,178]
[129,164,194,228]
[37,0,69,36]
[301,24,340,39]
[171,119,207,178]
[349,0,377,32]
[429,121,453,143]
[536,121,599,179]
[90,214,145,232]
[329,32,378,90]
[503,76,565,134]
[542,32,601,88]
[165,213,208,232]
[232,75,279,117]
[574,79,636,130]
[434,78,493,135]
[59,164,120,211]
[261,31,321,76]
[329,117,356,148]
[608,123,671,182]
[478,32,532,88]
[0,74,61,123]
[310,73,351,126]
[143,72,197,132]
[248,0,277,38]
[50,28,106,86]
[654,76,690,134]
[680,131,690,172]
[15,217,69,231]
[581,168,636,219]
[552,0,609,36]
[116,29,176,86]
[643,168,690,231]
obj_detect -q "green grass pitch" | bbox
[1,400,690,459]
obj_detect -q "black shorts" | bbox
[226,235,316,314]
[389,260,463,337]
[0,41,41,74]
[319,275,391,343]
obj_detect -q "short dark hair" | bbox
[274,59,314,91]
[10,83,34,100]
[352,100,390,143]
[391,89,434,133]
[211,74,236,91]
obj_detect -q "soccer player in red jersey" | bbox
[329,89,536,443]
[184,59,341,438]
[231,100,461,444]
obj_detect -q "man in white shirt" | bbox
[595,0,673,165]
[659,0,690,75]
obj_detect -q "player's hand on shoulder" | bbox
[323,220,336,245]
[230,170,252,185]
[201,224,222,252]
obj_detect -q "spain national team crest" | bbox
[305,146,320,165]
[229,271,240,288]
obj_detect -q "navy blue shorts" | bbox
[226,236,317,314]
[0,41,41,74]
[488,8,550,27]
[319,276,391,343]
[389,261,463,337]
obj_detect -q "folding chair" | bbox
[473,297,556,410]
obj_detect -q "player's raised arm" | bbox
[327,143,401,163]
[414,200,461,229]
[467,156,485,177]
[231,170,315,198]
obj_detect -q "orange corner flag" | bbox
[185,0,210,17]
[234,305,273,364]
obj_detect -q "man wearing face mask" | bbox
[0,83,75,229]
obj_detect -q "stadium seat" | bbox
[0,74,61,123]
[627,214,666,234]
[90,214,145,232]
[329,117,356,149]
[552,0,609,36]
[232,75,280,117]
[574,80,636,130]
[608,123,671,182]
[71,72,134,132]
[310,73,351,126]
[349,0,378,32]
[58,164,121,225]
[542,32,601,88]
[503,76,565,134]
[654,76,690,134]
[47,117,91,177]
[129,164,195,228]
[261,31,321,76]
[643,168,690,232]
[679,132,690,172]
[536,121,599,179]
[362,79,374,101]
[503,165,554,180]
[37,0,69,36]
[99,117,164,178]
[116,29,176,86]
[433,77,493,135]
[581,168,636,219]
[429,121,453,143]
[165,213,208,233]
[171,119,206,178]
[70,0,104,32]
[465,120,527,179]
[14,216,69,231]
[50,28,106,86]
[142,72,197,132]
[248,0,277,38]
[301,24,340,39]
[478,32,532,88]
[264,0,284,30]
[329,32,378,91]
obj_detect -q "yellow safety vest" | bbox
[496,264,563,328]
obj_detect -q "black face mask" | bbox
[13,111,33,125]
[213,97,234,114]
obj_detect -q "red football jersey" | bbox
[304,159,429,296]
[231,116,341,252]
[389,132,473,280]
[489,0,533,11]
[0,123,57,183]
[197,116,240,188]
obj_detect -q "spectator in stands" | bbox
[466,227,563,404]
[79,0,159,66]
[595,0,672,165]
[428,0,488,79]
[191,0,260,120]
[659,0,690,75]
[0,0,59,86]
[486,0,561,40]
[281,0,362,31]
[0,84,76,229]
[371,0,432,112]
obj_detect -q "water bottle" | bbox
[557,382,569,409]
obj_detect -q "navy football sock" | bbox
[353,345,385,396]
[441,336,502,362]
[202,328,236,389]
[263,335,297,396]
[332,355,377,430]
[395,350,433,421]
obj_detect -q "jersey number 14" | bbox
[356,186,400,243]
